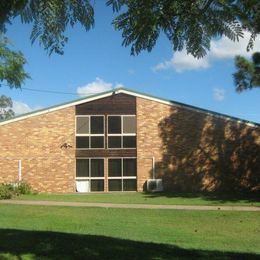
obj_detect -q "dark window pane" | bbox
[123,136,136,148]
[108,180,122,191]
[123,116,136,134]
[76,136,89,148]
[108,136,121,148]
[76,117,89,134]
[76,159,89,177]
[123,179,137,191]
[91,159,104,177]
[123,159,137,176]
[108,159,122,177]
[91,116,104,134]
[108,116,121,134]
[91,136,104,148]
[91,180,104,191]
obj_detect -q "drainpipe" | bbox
[142,157,156,179]
[18,160,22,182]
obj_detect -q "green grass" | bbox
[0,204,259,259]
[17,191,260,206]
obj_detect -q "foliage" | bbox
[0,181,32,200]
[233,52,260,92]
[107,0,259,57]
[0,183,15,199]
[17,181,32,195]
[0,95,15,120]
[0,35,29,88]
[0,0,94,55]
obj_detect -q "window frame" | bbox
[108,157,137,192]
[76,157,105,192]
[107,115,136,149]
[76,115,105,149]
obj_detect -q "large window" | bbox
[108,158,137,191]
[76,158,104,192]
[76,116,104,149]
[107,115,136,149]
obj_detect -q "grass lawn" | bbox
[0,204,259,259]
[17,191,260,206]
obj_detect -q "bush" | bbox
[0,183,15,199]
[17,181,32,195]
[0,181,32,199]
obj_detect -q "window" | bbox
[76,116,104,149]
[76,158,104,192]
[108,158,137,191]
[107,115,136,149]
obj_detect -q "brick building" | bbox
[0,88,259,193]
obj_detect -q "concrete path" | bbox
[0,200,259,211]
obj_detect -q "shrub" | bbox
[0,183,15,199]
[0,181,32,199]
[17,181,32,195]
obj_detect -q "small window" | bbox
[108,136,121,148]
[91,159,104,177]
[108,116,121,134]
[76,137,89,149]
[91,116,104,134]
[91,136,104,148]
[76,117,89,134]
[123,116,136,134]
[108,159,122,177]
[76,159,89,177]
[123,159,137,176]
[123,136,136,148]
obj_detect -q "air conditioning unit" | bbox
[146,179,163,192]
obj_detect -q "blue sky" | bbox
[2,1,260,123]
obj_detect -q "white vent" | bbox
[146,179,163,192]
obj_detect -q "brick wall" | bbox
[136,97,171,191]
[136,97,260,192]
[0,106,75,193]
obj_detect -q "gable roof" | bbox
[0,87,259,127]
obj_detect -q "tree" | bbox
[0,35,30,120]
[0,0,94,55]
[0,35,30,88]
[0,95,15,120]
[233,52,260,92]
[107,0,259,57]
[0,0,259,92]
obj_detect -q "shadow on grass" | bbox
[0,229,258,259]
[143,191,260,204]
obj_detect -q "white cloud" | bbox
[210,31,259,59]
[77,78,125,96]
[153,31,260,73]
[153,51,210,72]
[12,101,42,115]
[213,88,225,101]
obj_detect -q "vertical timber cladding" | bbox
[75,93,137,192]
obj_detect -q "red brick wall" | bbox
[0,107,75,193]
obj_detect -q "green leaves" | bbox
[107,0,258,58]
[233,53,260,92]
[0,95,15,120]
[0,35,30,88]
[1,0,95,55]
